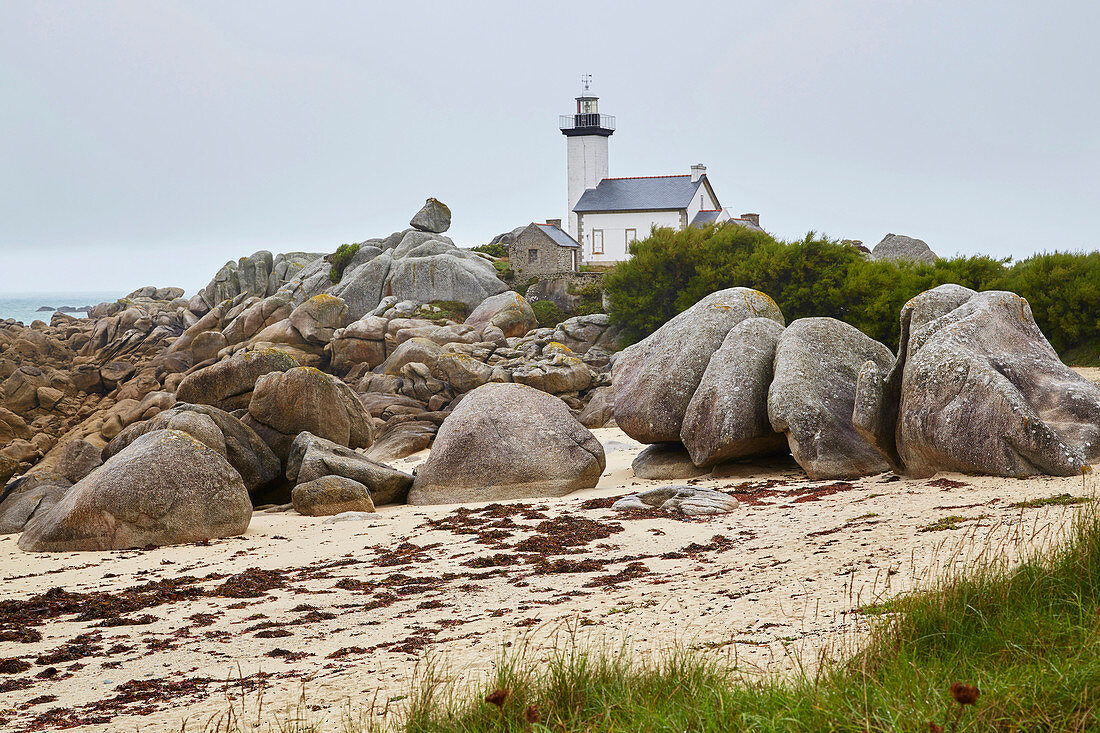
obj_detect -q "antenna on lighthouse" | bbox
[581,73,593,93]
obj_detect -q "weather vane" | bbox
[581,73,592,92]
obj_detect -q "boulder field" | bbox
[1,199,1097,551]
[613,284,1100,482]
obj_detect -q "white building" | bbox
[559,81,761,265]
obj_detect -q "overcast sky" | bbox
[1,1,1097,295]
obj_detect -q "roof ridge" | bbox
[601,174,691,181]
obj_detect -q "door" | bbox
[592,230,604,255]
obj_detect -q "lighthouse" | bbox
[560,75,615,240]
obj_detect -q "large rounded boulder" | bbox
[464,291,537,338]
[768,317,894,479]
[613,288,784,444]
[245,366,374,459]
[175,348,298,411]
[18,430,252,552]
[408,383,606,505]
[104,402,280,494]
[681,317,787,467]
[855,286,1100,477]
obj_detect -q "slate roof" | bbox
[689,209,723,227]
[534,223,580,248]
[573,175,706,213]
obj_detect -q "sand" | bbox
[0,426,1096,731]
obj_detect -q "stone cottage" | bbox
[509,220,582,280]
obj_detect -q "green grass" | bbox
[412,300,470,324]
[918,514,985,532]
[398,494,1100,731]
[1011,493,1091,509]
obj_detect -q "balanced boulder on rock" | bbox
[408,383,605,505]
[409,197,452,233]
[768,317,894,479]
[18,430,252,551]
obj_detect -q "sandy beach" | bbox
[1,426,1095,732]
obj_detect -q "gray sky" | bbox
[2,1,1098,294]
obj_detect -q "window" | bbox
[592,229,604,255]
[528,248,539,264]
[625,228,637,246]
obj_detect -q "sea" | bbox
[0,292,127,325]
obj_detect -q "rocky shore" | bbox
[1,199,1099,730]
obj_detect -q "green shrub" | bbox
[569,282,604,316]
[603,222,1100,363]
[472,242,509,258]
[530,299,565,328]
[514,277,538,298]
[413,300,469,324]
[328,243,361,284]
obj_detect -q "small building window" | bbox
[528,249,539,264]
[592,230,604,255]
[625,228,637,245]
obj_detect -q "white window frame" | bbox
[592,229,604,255]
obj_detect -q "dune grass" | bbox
[396,476,1100,732]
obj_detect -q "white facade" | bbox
[578,210,682,265]
[686,183,721,224]
[576,180,724,264]
[566,135,609,239]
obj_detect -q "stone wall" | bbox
[524,272,606,313]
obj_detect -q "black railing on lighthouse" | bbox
[559,114,616,131]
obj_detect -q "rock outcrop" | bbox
[854,286,1100,476]
[409,383,605,504]
[176,348,299,411]
[611,486,739,516]
[104,402,280,494]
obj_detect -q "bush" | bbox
[603,223,1100,363]
[472,242,509,258]
[530,299,565,328]
[413,300,469,324]
[569,282,604,317]
[328,243,360,284]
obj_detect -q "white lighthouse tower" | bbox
[560,75,615,239]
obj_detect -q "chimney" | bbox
[690,163,706,183]
[741,213,760,227]
[545,218,562,228]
